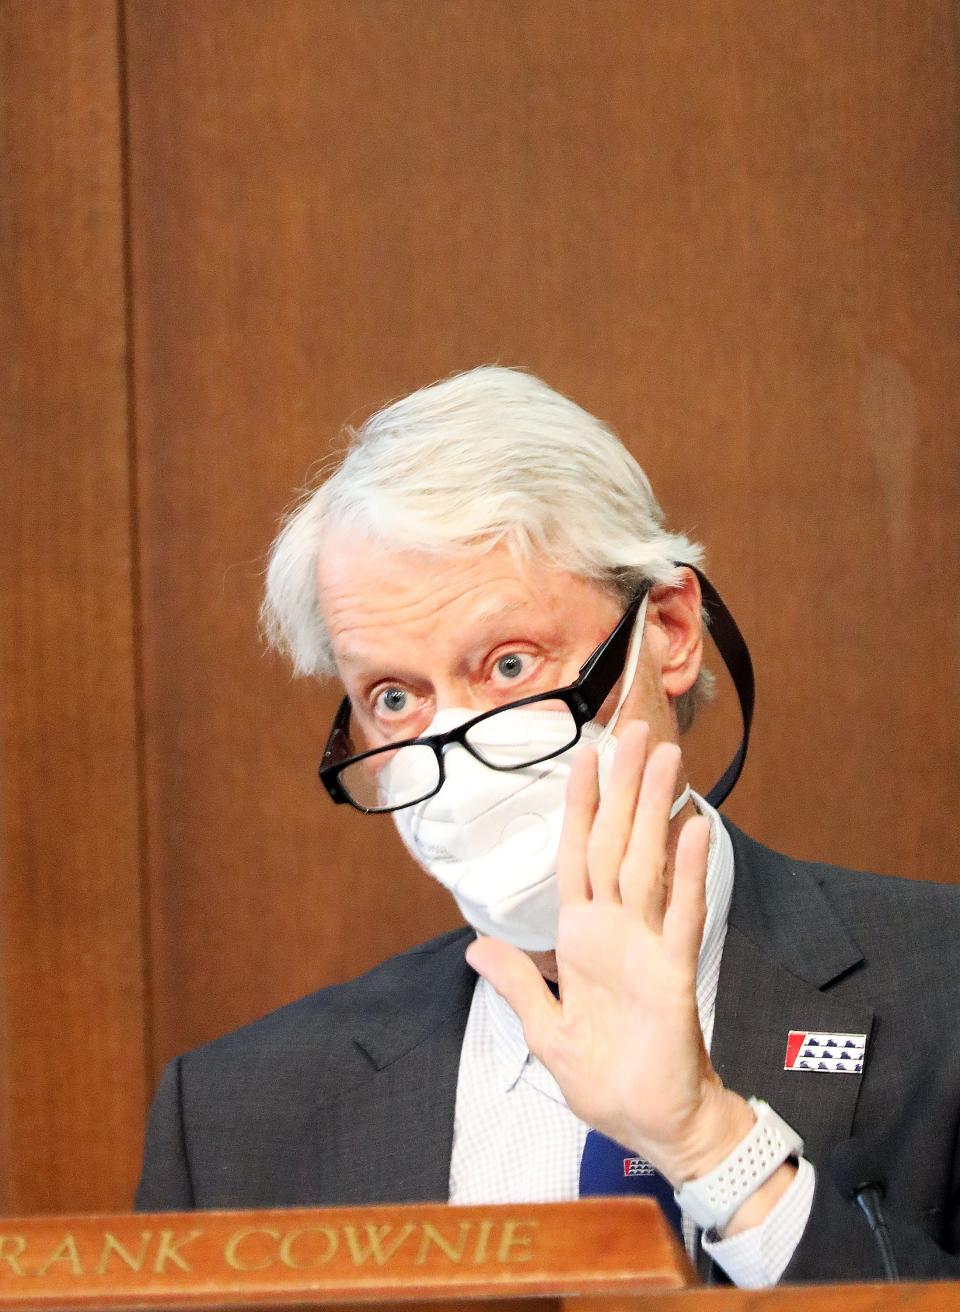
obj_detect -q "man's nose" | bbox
[431,681,496,715]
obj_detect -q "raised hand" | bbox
[465,720,753,1187]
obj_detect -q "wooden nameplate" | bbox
[0,1197,692,1308]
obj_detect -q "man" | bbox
[137,366,960,1285]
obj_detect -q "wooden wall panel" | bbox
[673,0,960,874]
[122,0,960,1083]
[0,1,147,1211]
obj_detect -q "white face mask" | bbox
[390,596,691,951]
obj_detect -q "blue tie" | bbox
[578,1129,683,1237]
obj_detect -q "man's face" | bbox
[316,532,689,754]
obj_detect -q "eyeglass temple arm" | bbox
[321,696,353,766]
[568,568,754,806]
[565,589,647,718]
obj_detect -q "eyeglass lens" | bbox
[338,702,580,812]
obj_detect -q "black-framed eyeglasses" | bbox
[317,585,651,814]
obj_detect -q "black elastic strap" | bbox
[690,567,755,808]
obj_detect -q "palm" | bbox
[551,901,707,1152]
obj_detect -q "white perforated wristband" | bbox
[674,1098,804,1233]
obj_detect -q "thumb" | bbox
[466,937,561,1057]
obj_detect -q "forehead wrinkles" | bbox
[320,566,537,656]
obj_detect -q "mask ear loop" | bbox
[599,592,649,744]
[597,590,691,820]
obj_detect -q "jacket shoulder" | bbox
[724,819,960,994]
[727,817,960,913]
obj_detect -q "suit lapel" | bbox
[714,823,874,1155]
[699,824,874,1280]
[712,925,873,1156]
[309,929,476,1204]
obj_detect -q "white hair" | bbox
[262,366,713,729]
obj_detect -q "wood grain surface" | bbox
[0,1199,691,1308]
[0,0,148,1212]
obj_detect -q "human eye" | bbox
[355,682,429,748]
[490,651,537,685]
[373,685,412,718]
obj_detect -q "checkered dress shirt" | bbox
[448,791,815,1287]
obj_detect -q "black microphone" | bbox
[827,1138,899,1280]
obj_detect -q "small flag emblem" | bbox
[784,1030,866,1073]
[623,1158,656,1177]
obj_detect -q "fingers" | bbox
[466,937,561,1059]
[661,814,710,973]
[559,723,690,928]
[620,740,682,926]
[584,722,650,902]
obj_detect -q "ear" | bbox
[647,569,703,699]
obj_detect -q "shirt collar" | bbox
[478,788,735,1090]
[480,975,532,1093]
[691,789,735,1047]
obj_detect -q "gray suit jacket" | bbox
[136,822,960,1282]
